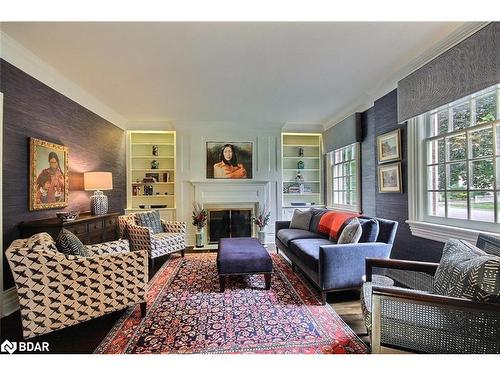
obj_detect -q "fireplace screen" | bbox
[208,209,252,243]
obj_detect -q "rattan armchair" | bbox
[361,234,500,354]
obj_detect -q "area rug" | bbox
[95,252,368,354]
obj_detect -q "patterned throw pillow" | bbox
[337,218,362,244]
[135,210,163,234]
[56,229,88,257]
[27,232,58,252]
[433,239,500,303]
[290,209,313,231]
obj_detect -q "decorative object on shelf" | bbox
[151,204,167,209]
[151,160,159,169]
[29,137,69,211]
[251,205,271,245]
[206,142,253,179]
[84,172,113,215]
[139,205,147,209]
[297,160,304,169]
[55,211,80,222]
[145,173,159,182]
[142,177,156,184]
[291,202,307,206]
[378,162,402,193]
[163,172,170,182]
[192,202,208,248]
[152,145,158,156]
[298,147,304,157]
[295,170,304,182]
[377,128,401,164]
[143,185,153,196]
[132,185,140,196]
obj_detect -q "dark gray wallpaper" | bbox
[360,108,376,217]
[1,59,127,290]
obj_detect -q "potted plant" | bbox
[252,205,271,245]
[192,202,208,248]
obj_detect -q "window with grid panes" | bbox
[330,143,360,212]
[425,84,499,227]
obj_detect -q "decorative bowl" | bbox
[56,211,80,221]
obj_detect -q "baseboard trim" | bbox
[2,287,19,317]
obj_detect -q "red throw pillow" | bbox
[318,211,360,240]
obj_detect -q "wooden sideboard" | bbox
[19,212,120,244]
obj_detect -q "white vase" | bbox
[258,230,266,245]
[195,227,205,248]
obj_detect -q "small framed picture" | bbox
[378,162,402,193]
[377,128,401,164]
[29,138,69,210]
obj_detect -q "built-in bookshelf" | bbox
[126,131,176,219]
[281,133,324,219]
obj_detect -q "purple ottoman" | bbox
[217,237,273,292]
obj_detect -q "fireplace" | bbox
[208,209,252,243]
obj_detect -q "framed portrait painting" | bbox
[29,138,69,210]
[206,142,253,179]
[377,128,401,164]
[378,162,402,193]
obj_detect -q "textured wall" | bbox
[1,59,127,290]
[398,22,500,122]
[369,90,444,262]
[360,108,376,217]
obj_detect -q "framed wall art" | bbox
[206,142,253,179]
[29,137,69,210]
[377,128,401,164]
[378,162,402,193]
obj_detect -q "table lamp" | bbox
[84,172,113,215]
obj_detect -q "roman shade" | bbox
[323,112,362,153]
[397,22,500,123]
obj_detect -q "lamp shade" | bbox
[84,172,113,191]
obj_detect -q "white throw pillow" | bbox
[337,218,362,244]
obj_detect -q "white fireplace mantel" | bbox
[189,180,271,208]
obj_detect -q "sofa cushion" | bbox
[290,238,335,270]
[276,229,320,247]
[309,208,328,232]
[290,209,313,231]
[56,229,88,257]
[135,210,163,234]
[337,218,362,244]
[358,219,380,243]
[433,239,500,303]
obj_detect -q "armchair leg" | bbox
[321,291,327,305]
[181,249,185,257]
[140,302,147,318]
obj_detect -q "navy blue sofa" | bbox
[275,215,398,304]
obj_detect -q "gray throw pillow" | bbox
[337,218,362,244]
[433,239,500,303]
[290,209,313,231]
[56,229,88,257]
[135,210,163,234]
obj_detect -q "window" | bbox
[327,143,360,212]
[408,84,500,241]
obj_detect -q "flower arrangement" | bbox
[252,205,271,231]
[192,202,208,230]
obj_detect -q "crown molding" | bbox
[0,30,127,128]
[322,22,490,131]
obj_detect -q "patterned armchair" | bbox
[118,213,186,262]
[361,234,500,354]
[6,233,148,339]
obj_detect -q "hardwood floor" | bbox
[0,247,371,354]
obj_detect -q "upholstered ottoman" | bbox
[217,237,273,292]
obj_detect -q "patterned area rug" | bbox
[95,252,368,354]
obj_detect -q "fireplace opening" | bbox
[208,209,252,243]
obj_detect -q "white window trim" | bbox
[407,116,500,244]
[326,143,361,213]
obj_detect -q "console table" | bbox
[19,212,120,244]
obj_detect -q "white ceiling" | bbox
[1,22,470,128]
